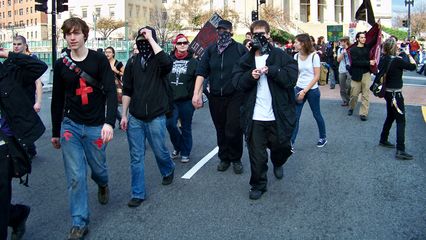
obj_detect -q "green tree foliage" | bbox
[270,28,295,44]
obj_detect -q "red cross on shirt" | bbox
[75,78,93,105]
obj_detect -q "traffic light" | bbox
[57,0,69,13]
[251,10,258,21]
[402,20,408,28]
[259,0,266,4]
[35,0,48,13]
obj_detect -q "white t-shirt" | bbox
[294,52,321,89]
[337,47,349,73]
[253,54,275,121]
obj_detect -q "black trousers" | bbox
[208,93,243,163]
[248,121,292,191]
[0,140,29,240]
[380,91,406,151]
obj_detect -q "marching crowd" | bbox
[0,16,417,240]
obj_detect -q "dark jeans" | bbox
[248,121,292,191]
[291,87,327,144]
[166,100,195,157]
[417,64,426,75]
[326,62,339,86]
[208,93,243,163]
[380,91,406,151]
[0,139,29,240]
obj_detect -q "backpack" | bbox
[370,57,394,98]
[296,53,326,86]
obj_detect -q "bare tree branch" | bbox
[96,17,125,39]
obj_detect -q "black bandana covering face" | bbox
[252,33,271,55]
[217,31,232,54]
[137,40,153,61]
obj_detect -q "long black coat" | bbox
[232,47,298,143]
[0,52,47,146]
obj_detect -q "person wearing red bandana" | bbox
[166,34,198,163]
[50,17,117,240]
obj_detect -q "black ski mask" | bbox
[251,33,271,55]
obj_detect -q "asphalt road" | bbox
[9,91,426,240]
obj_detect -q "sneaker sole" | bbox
[317,141,327,148]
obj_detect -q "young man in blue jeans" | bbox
[51,17,117,240]
[121,26,175,208]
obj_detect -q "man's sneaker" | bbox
[317,138,327,147]
[249,189,266,200]
[68,226,88,240]
[11,205,30,240]
[232,161,243,174]
[360,115,368,121]
[396,150,414,160]
[127,198,144,208]
[217,160,231,172]
[171,150,180,160]
[162,170,174,185]
[379,141,395,148]
[348,109,353,116]
[98,185,109,205]
[181,156,190,163]
[273,165,284,179]
[290,143,295,153]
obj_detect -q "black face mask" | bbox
[251,33,271,55]
[136,39,153,61]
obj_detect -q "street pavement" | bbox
[9,76,426,239]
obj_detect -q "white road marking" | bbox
[181,146,219,179]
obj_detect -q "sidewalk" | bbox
[319,85,426,106]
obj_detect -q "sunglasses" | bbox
[176,41,189,46]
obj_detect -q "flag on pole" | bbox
[355,0,376,26]
[189,13,223,58]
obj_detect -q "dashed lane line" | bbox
[181,146,219,179]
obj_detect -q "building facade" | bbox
[163,0,392,39]
[0,0,48,42]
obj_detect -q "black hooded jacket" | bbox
[196,40,247,97]
[232,47,298,143]
[0,52,47,145]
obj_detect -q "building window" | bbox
[300,0,310,22]
[162,0,167,2]
[30,7,32,13]
[26,19,28,25]
[136,5,140,18]
[109,6,115,17]
[35,18,37,25]
[8,11,11,17]
[19,9,23,15]
[335,0,343,23]
[26,7,28,14]
[82,8,87,18]
[35,31,37,38]
[31,19,33,25]
[95,7,101,16]
[7,0,10,6]
[128,4,133,17]
[318,0,326,23]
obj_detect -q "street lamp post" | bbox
[405,0,414,39]
[93,13,97,46]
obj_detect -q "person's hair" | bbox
[245,32,252,37]
[296,33,315,54]
[340,38,350,46]
[250,20,270,34]
[382,38,397,56]
[317,36,324,45]
[390,35,398,42]
[61,17,90,42]
[105,46,115,57]
[355,31,366,41]
[13,35,27,44]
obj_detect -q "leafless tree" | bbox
[150,7,183,47]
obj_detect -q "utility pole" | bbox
[405,0,414,39]
[52,0,57,66]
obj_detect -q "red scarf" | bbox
[175,51,188,60]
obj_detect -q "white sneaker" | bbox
[181,156,190,163]
[171,150,180,160]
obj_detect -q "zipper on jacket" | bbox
[220,53,224,96]
[145,104,148,116]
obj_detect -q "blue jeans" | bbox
[291,87,326,144]
[127,114,175,200]
[60,118,108,228]
[166,100,195,157]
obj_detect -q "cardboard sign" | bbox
[327,25,343,42]
[189,13,222,58]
